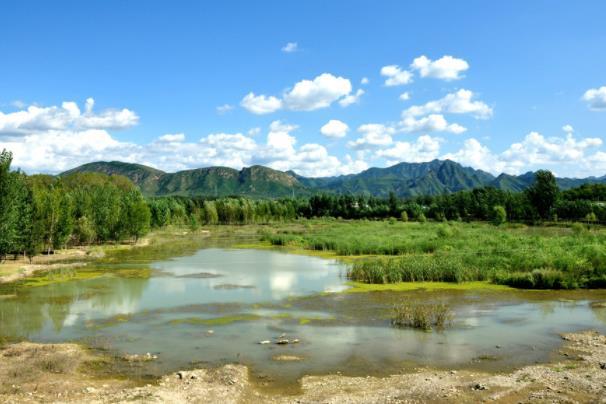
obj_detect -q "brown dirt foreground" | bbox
[1,331,606,404]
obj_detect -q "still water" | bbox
[1,246,606,386]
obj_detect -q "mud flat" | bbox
[1,330,605,403]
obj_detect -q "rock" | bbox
[85,387,96,394]
[272,354,304,362]
[206,330,214,335]
[276,339,289,345]
[177,371,184,380]
[292,338,300,343]
[258,340,271,345]
[472,383,488,391]
[600,362,606,370]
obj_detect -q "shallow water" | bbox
[1,244,606,387]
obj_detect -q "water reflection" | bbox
[1,247,606,385]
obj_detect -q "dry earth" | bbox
[1,331,606,403]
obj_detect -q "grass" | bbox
[258,220,606,290]
[169,314,261,326]
[391,300,454,331]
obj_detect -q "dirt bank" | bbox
[1,331,605,403]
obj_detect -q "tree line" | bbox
[0,150,150,261]
[2,147,605,262]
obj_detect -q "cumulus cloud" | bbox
[283,73,352,111]
[380,65,413,86]
[339,89,364,107]
[399,92,410,101]
[562,124,574,134]
[410,55,469,81]
[443,132,604,176]
[399,114,466,134]
[348,124,395,150]
[157,133,185,143]
[582,86,606,111]
[376,135,442,164]
[0,98,138,136]
[281,42,298,53]
[403,89,493,119]
[240,93,282,114]
[0,101,370,176]
[240,73,354,114]
[360,77,369,85]
[320,119,349,138]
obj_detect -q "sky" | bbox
[1,0,606,178]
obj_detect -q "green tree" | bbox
[492,205,507,226]
[0,151,20,260]
[525,170,559,220]
[400,210,408,222]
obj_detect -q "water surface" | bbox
[1,245,606,387]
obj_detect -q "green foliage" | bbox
[492,205,507,226]
[400,210,408,222]
[392,300,453,330]
[525,170,560,219]
[417,212,427,223]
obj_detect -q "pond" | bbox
[1,243,606,387]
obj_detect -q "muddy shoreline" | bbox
[1,331,605,403]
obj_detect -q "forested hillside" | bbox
[63,159,606,198]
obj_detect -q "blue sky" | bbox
[1,1,605,177]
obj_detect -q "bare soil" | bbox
[1,331,605,403]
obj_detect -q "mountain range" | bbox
[61,159,606,198]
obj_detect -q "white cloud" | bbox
[240,92,283,114]
[320,119,349,138]
[281,42,298,53]
[241,73,353,114]
[247,127,261,136]
[348,124,395,150]
[360,77,369,85]
[403,89,493,119]
[339,89,364,107]
[376,135,442,164]
[157,133,185,143]
[283,73,352,111]
[399,92,410,101]
[443,132,604,176]
[0,98,138,136]
[0,101,369,177]
[582,86,606,111]
[380,65,413,86]
[399,114,466,134]
[562,124,574,134]
[410,55,469,81]
[216,104,234,114]
[442,138,499,173]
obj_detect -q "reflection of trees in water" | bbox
[592,306,606,325]
[0,274,148,338]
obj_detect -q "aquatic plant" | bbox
[391,300,453,331]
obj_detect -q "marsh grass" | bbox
[391,300,453,331]
[260,220,606,289]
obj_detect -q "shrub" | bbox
[417,213,427,223]
[400,211,409,222]
[492,205,507,226]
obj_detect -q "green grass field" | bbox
[260,220,606,289]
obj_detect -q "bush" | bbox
[417,213,427,223]
[400,211,409,222]
[492,205,507,226]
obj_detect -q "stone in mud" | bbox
[272,355,304,362]
[276,339,289,345]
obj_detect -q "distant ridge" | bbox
[61,159,606,198]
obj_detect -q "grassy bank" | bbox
[261,220,606,289]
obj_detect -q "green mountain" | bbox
[62,162,308,198]
[61,159,606,198]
